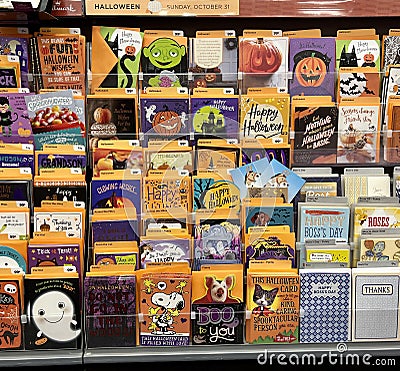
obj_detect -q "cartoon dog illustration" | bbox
[267,172,289,188]
[193,275,240,304]
[244,168,261,188]
[250,211,271,226]
[150,291,185,335]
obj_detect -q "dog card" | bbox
[244,201,294,233]
[229,158,305,202]
[191,267,244,345]
[139,273,191,346]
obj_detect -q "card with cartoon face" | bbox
[139,273,191,346]
[24,273,81,349]
[141,33,188,89]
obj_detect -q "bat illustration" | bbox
[340,78,353,86]
[364,87,376,95]
[355,74,368,82]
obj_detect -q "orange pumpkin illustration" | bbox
[152,105,181,135]
[295,53,327,87]
[125,45,136,56]
[240,38,282,73]
[93,106,112,124]
[293,50,332,88]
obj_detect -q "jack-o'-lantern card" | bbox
[139,87,189,144]
[238,30,289,94]
[288,34,336,99]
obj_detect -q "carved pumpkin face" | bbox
[125,45,136,56]
[363,53,374,62]
[152,109,181,135]
[194,78,207,88]
[296,55,327,87]
[240,38,282,73]
[205,73,216,82]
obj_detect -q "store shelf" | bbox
[0,349,83,367]
[84,342,400,363]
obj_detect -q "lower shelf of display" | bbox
[0,349,82,367]
[83,342,400,363]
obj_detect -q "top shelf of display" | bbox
[84,0,400,17]
[0,0,56,21]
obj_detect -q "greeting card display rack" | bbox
[3,0,400,367]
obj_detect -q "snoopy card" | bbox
[139,273,191,346]
[24,272,81,349]
[191,268,244,345]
